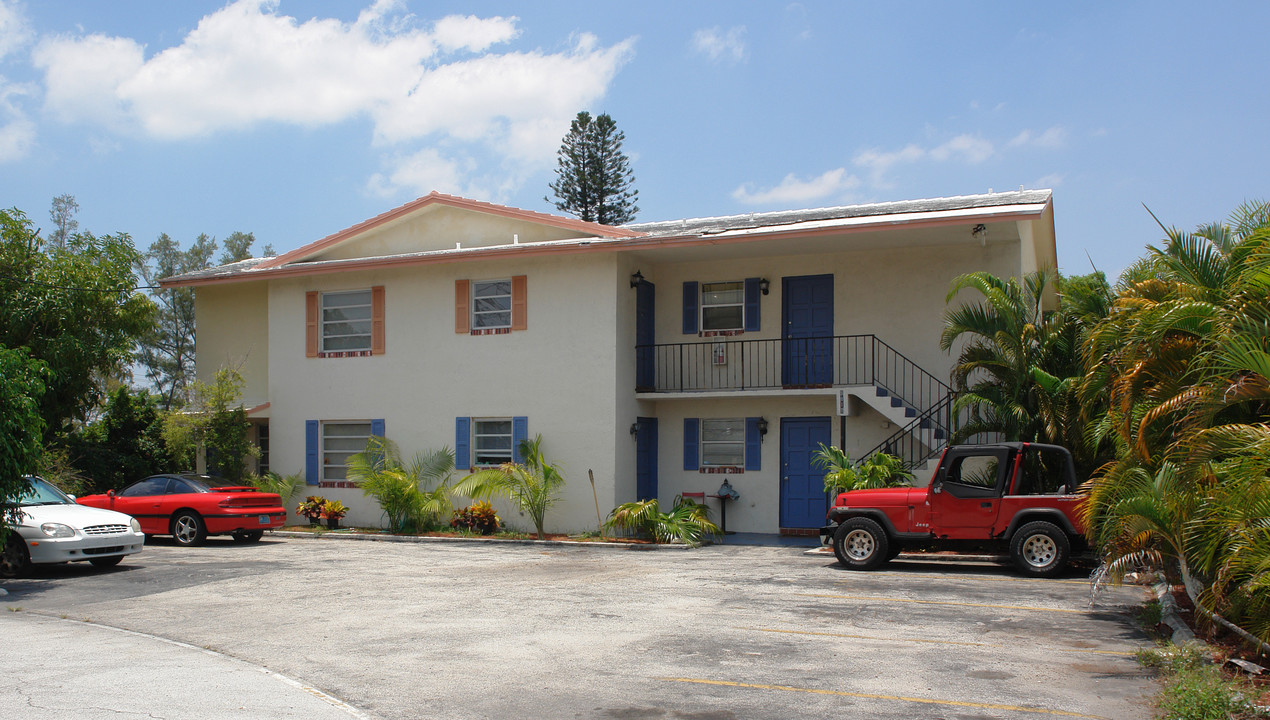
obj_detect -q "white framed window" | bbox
[321,290,373,352]
[701,281,744,331]
[473,418,513,466]
[701,418,745,467]
[472,280,513,330]
[322,421,372,482]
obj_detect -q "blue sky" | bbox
[0,1,1266,278]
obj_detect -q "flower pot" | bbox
[326,518,341,530]
[307,517,321,527]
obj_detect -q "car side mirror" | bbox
[107,489,115,498]
[931,485,942,495]
[67,494,76,501]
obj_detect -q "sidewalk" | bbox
[0,612,373,720]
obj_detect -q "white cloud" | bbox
[0,0,31,60]
[367,147,477,198]
[853,144,924,187]
[692,25,747,63]
[31,1,634,196]
[929,134,994,163]
[0,76,34,163]
[1008,126,1067,149]
[732,168,859,205]
[1032,173,1064,188]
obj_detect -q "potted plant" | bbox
[322,500,348,530]
[296,496,326,526]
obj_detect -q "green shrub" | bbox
[604,495,720,547]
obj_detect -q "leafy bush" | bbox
[451,502,500,534]
[1137,643,1260,720]
[349,437,454,533]
[296,496,326,522]
[248,470,305,506]
[604,495,720,547]
[816,444,913,494]
[453,435,563,540]
[321,500,348,520]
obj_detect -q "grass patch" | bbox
[1138,643,1267,719]
[1136,600,1163,630]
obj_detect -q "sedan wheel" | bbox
[172,512,207,547]
[1,532,30,579]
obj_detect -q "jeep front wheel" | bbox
[832,517,890,571]
[1010,521,1070,577]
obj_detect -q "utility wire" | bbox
[0,274,164,292]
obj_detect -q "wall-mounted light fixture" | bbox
[757,417,769,439]
[630,270,645,288]
[972,224,987,247]
[759,278,770,295]
[630,422,639,437]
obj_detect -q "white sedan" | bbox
[2,476,146,578]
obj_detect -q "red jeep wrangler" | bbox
[819,443,1086,577]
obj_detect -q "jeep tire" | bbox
[1010,520,1070,577]
[832,517,890,571]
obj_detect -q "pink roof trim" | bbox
[255,191,644,270]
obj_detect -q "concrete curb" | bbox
[269,529,698,550]
[803,545,1009,564]
[1154,581,1197,645]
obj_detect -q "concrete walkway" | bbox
[0,611,373,720]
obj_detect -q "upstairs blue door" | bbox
[781,417,832,528]
[635,417,658,501]
[635,281,655,391]
[782,274,834,386]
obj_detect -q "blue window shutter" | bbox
[455,417,470,470]
[744,278,761,332]
[683,417,699,470]
[745,417,762,471]
[371,418,385,438]
[512,416,529,464]
[305,420,319,485]
[682,281,698,334]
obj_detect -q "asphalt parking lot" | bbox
[0,535,1155,719]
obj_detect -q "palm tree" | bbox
[348,437,455,532]
[604,495,720,546]
[1083,201,1270,648]
[940,269,1112,477]
[452,434,564,540]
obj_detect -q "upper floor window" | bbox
[322,290,373,352]
[455,276,527,335]
[701,282,745,331]
[306,287,384,357]
[472,280,512,330]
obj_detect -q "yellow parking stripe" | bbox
[797,592,1086,613]
[740,626,1134,656]
[660,677,1109,719]
[837,572,1092,586]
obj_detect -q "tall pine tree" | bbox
[548,111,639,225]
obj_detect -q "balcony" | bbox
[636,334,949,413]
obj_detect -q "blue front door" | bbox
[782,274,834,386]
[635,281,655,390]
[635,417,658,501]
[781,417,832,528]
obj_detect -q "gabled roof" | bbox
[254,191,643,271]
[160,189,1052,287]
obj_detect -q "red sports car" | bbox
[78,473,286,546]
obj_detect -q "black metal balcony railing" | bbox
[636,334,951,417]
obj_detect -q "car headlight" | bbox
[40,522,76,538]
[130,518,142,533]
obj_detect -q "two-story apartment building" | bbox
[162,189,1057,535]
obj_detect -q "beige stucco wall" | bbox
[264,252,625,531]
[317,205,593,262]
[644,239,1019,384]
[194,281,269,408]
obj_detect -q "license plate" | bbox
[258,515,270,525]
